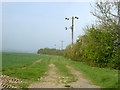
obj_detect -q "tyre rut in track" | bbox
[28,63,66,88]
[66,65,101,88]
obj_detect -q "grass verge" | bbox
[60,56,118,88]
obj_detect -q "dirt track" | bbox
[28,64,65,88]
[28,63,100,88]
[66,65,100,88]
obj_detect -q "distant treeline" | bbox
[64,1,119,69]
[37,48,64,56]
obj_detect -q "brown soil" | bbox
[66,65,100,88]
[28,64,66,88]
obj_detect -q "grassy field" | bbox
[2,53,119,88]
[2,52,46,70]
[2,52,50,88]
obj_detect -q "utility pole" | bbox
[61,40,64,50]
[65,16,79,49]
[72,17,74,47]
[118,1,120,25]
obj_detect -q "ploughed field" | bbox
[1,53,118,88]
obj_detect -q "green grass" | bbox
[64,84,71,87]
[2,53,118,88]
[3,57,50,80]
[2,52,46,70]
[2,52,50,88]
[53,56,76,83]
[60,56,118,88]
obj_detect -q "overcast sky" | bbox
[2,2,96,53]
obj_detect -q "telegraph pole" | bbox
[65,16,79,49]
[72,16,74,47]
[61,40,64,50]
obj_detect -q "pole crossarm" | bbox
[65,16,79,49]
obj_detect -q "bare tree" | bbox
[91,0,120,26]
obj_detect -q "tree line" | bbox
[37,48,64,56]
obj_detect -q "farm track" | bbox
[28,63,66,88]
[57,57,100,88]
[2,56,101,88]
[28,58,100,88]
[2,53,118,88]
[66,65,100,88]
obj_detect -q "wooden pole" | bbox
[71,16,74,49]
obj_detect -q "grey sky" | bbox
[2,2,96,53]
